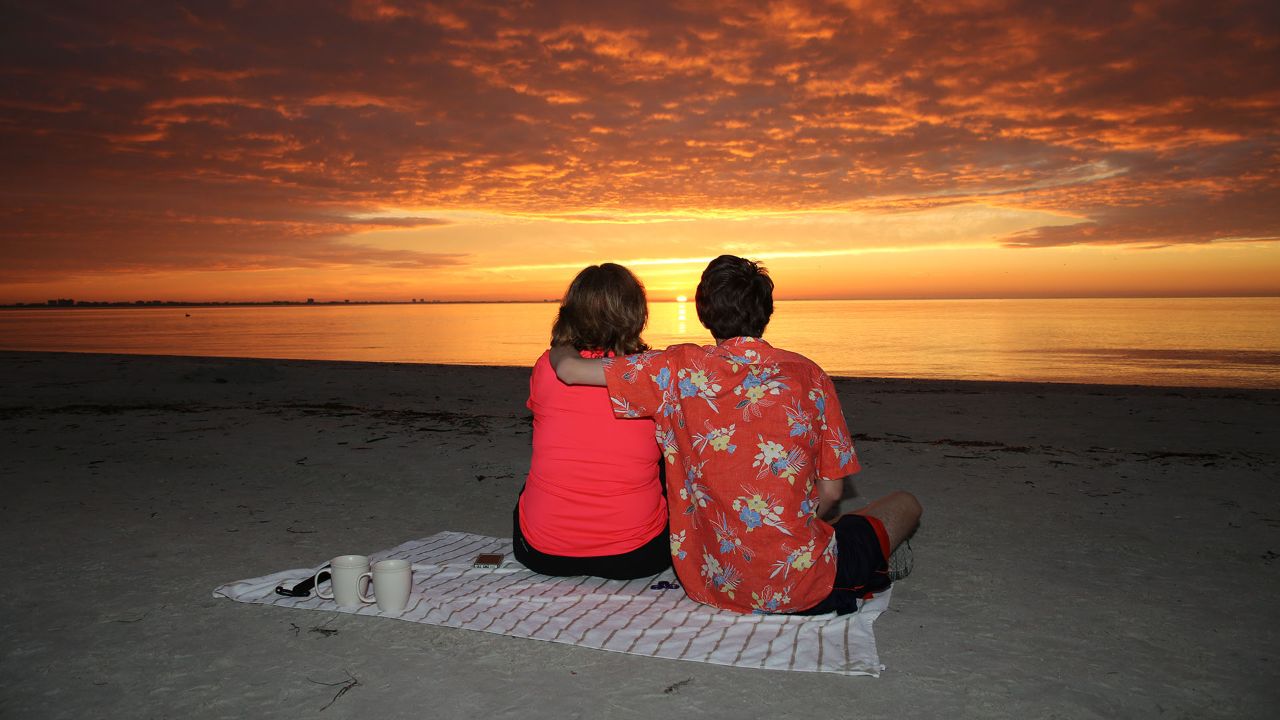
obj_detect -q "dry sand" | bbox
[1,350,1277,719]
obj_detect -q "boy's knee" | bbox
[891,490,923,522]
[905,491,923,516]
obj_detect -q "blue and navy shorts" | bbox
[789,512,892,616]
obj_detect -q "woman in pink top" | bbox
[513,263,670,579]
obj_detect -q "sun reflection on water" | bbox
[2,298,1278,388]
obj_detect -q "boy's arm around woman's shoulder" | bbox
[548,345,608,386]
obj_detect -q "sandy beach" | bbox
[1,350,1277,719]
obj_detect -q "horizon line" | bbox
[6,293,1280,308]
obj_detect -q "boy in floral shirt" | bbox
[551,255,922,614]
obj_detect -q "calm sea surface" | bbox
[3,298,1278,389]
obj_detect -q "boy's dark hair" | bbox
[550,263,650,356]
[695,255,774,339]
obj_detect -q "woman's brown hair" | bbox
[550,263,650,356]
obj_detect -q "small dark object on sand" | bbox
[275,570,329,597]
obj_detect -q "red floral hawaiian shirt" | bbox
[603,337,859,614]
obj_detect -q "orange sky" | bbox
[2,0,1278,303]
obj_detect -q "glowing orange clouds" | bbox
[0,1,1277,301]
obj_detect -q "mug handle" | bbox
[314,567,333,600]
[358,571,376,603]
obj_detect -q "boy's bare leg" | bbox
[851,491,922,553]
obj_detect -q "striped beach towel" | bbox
[213,531,890,676]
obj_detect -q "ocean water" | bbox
[3,298,1278,389]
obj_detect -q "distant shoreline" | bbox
[4,294,1279,309]
[0,299,558,309]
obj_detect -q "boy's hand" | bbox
[549,344,577,371]
[549,345,607,386]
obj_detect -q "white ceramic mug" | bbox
[314,555,370,608]
[358,559,413,613]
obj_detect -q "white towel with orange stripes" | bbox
[213,531,890,676]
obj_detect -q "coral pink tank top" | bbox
[519,350,666,556]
